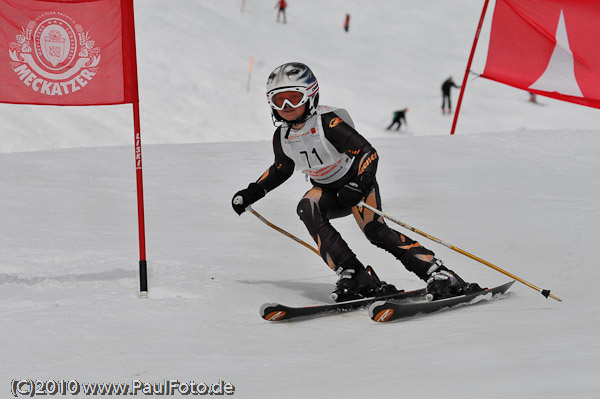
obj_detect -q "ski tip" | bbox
[368,301,394,322]
[373,308,395,322]
[259,303,287,321]
[263,310,287,321]
[259,302,279,313]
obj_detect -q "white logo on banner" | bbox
[529,10,583,97]
[8,12,101,97]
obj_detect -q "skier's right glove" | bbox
[232,183,266,215]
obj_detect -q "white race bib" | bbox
[280,106,354,184]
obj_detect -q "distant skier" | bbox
[344,13,350,32]
[276,0,287,23]
[386,108,408,131]
[232,62,481,302]
[441,76,460,115]
[528,92,538,104]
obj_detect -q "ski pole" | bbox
[247,206,320,257]
[358,201,562,302]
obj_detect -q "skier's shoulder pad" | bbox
[318,105,355,129]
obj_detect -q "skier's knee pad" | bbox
[296,198,314,223]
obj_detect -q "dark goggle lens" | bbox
[272,91,304,108]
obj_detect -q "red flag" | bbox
[0,0,138,105]
[482,0,600,109]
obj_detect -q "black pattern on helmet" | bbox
[266,62,319,124]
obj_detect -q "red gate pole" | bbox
[451,0,490,135]
[133,101,148,297]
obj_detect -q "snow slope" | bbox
[1,1,599,398]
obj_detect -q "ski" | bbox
[260,287,427,322]
[368,281,515,322]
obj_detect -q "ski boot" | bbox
[331,264,376,302]
[366,265,400,296]
[425,260,483,301]
[331,261,399,302]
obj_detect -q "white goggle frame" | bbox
[266,82,318,111]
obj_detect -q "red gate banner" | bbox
[482,0,600,109]
[0,0,138,105]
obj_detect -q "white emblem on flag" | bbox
[528,10,583,97]
[8,12,101,97]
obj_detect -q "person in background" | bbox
[231,62,481,302]
[441,76,460,115]
[344,13,351,32]
[386,108,408,131]
[276,0,287,23]
[528,92,538,104]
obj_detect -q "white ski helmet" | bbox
[266,62,319,123]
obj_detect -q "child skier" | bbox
[232,62,480,301]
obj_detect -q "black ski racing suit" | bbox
[254,110,437,281]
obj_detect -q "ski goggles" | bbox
[267,82,318,111]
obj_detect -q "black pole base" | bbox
[139,260,148,297]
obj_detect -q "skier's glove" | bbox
[232,183,266,215]
[337,173,375,207]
